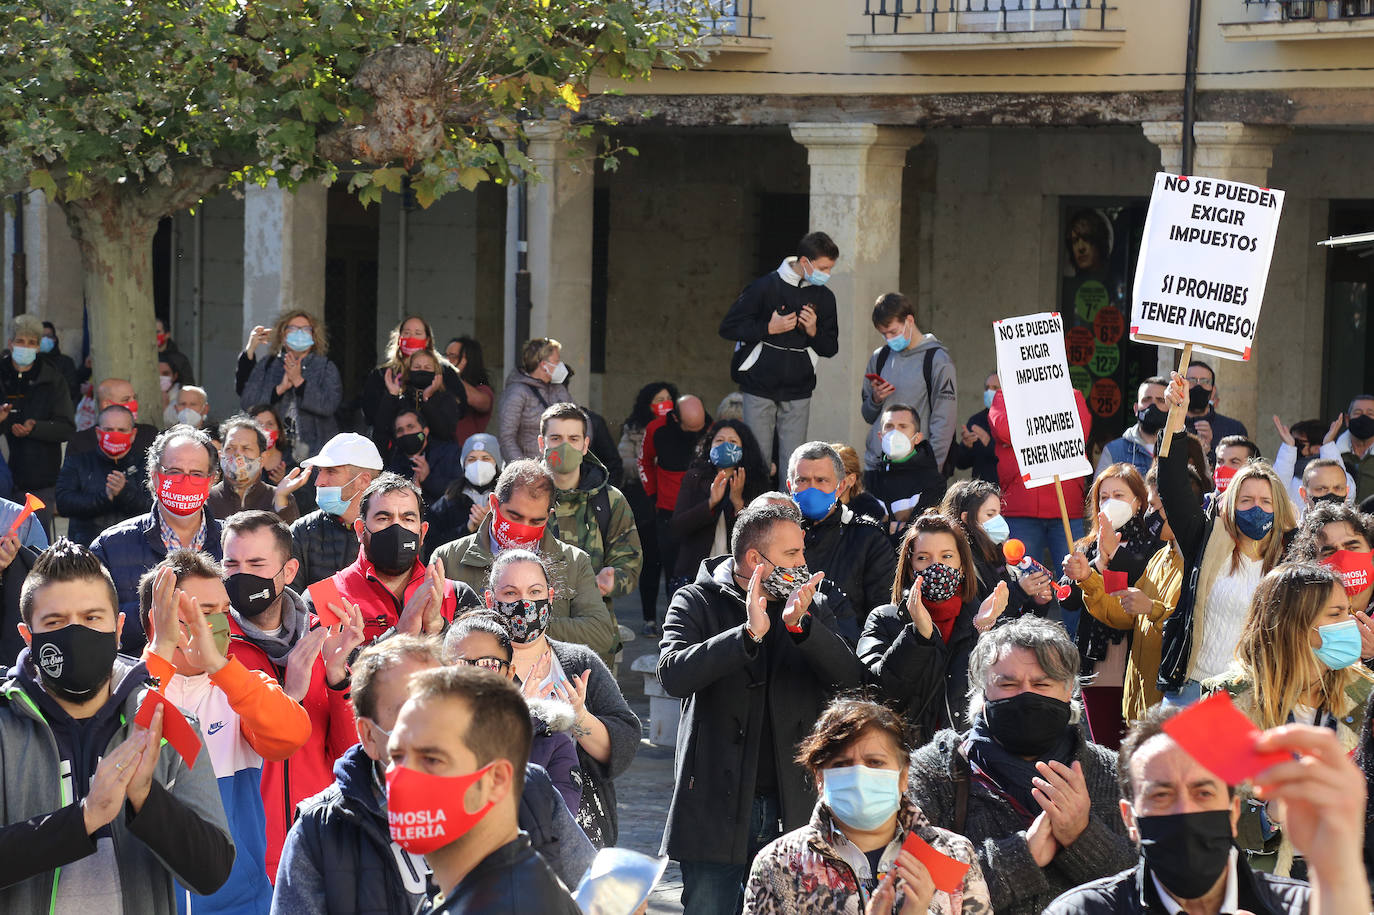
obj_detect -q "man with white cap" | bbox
[288,432,384,590]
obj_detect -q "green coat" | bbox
[550,452,642,605]
[432,517,620,666]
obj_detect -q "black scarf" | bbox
[964,712,1078,818]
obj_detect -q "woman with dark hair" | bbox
[940,478,1056,624]
[671,419,770,584]
[620,380,678,634]
[360,315,466,448]
[445,335,494,441]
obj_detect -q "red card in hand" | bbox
[135,690,202,768]
[306,577,344,627]
[1102,569,1129,594]
[901,832,970,894]
[1161,692,1291,785]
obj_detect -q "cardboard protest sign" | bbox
[1130,172,1284,361]
[993,312,1093,489]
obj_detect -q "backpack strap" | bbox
[590,487,613,548]
[875,344,891,376]
[923,347,937,416]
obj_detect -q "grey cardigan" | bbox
[907,728,1135,915]
[239,351,343,454]
[496,370,571,460]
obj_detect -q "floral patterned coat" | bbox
[743,796,992,915]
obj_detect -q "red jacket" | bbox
[638,415,687,512]
[988,388,1093,520]
[327,554,478,645]
[226,614,358,880]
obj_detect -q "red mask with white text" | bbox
[1323,549,1374,598]
[156,473,211,516]
[490,499,545,551]
[398,335,427,357]
[97,429,135,460]
[652,400,673,418]
[387,762,496,854]
[264,428,279,449]
[1213,464,1238,495]
[112,399,138,416]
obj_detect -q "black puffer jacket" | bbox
[55,445,152,546]
[801,505,897,627]
[1044,858,1311,915]
[858,597,978,741]
[289,509,361,591]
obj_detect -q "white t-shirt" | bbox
[1192,554,1263,681]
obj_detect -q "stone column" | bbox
[789,123,924,450]
[242,181,327,341]
[516,124,594,405]
[1141,121,1289,438]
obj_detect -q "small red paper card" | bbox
[1102,569,1129,594]
[306,577,344,627]
[901,832,970,894]
[1161,692,1290,785]
[135,690,202,767]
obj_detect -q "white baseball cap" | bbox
[301,432,384,470]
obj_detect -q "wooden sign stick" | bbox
[1053,474,1075,554]
[1158,343,1193,459]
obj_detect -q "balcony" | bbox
[660,0,771,52]
[1220,0,1374,40]
[848,0,1125,52]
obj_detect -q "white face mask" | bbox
[546,360,569,385]
[159,376,174,392]
[881,429,914,461]
[465,459,497,487]
[177,407,204,428]
[1100,497,1136,531]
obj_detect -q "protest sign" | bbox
[1130,172,1284,361]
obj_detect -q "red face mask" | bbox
[156,473,211,516]
[1213,464,1238,495]
[490,499,545,552]
[651,400,673,418]
[97,429,135,459]
[112,399,138,416]
[264,428,279,449]
[398,335,427,357]
[156,332,169,347]
[387,762,496,854]
[1323,549,1374,597]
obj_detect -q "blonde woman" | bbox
[498,336,572,460]
[1206,563,1374,875]
[361,315,465,450]
[238,309,342,456]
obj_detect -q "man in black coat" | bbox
[787,441,896,630]
[0,314,75,537]
[658,501,866,915]
[861,404,948,539]
[56,404,152,545]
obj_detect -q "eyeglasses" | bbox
[158,465,214,479]
[455,657,510,673]
[1185,377,1214,390]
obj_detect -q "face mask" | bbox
[464,460,496,487]
[156,331,169,347]
[1293,454,1315,480]
[493,598,552,643]
[1144,509,1166,540]
[395,432,427,457]
[1351,415,1374,441]
[407,370,435,391]
[1136,810,1234,901]
[387,762,497,854]
[793,486,837,521]
[1314,618,1363,670]
[398,335,427,356]
[284,328,314,352]
[1187,384,1211,412]
[221,454,262,484]
[760,554,811,601]
[544,442,583,476]
[710,441,743,469]
[920,562,964,604]
[11,346,36,367]
[1233,505,1274,541]
[1213,464,1237,495]
[1136,404,1168,434]
[651,400,674,418]
[31,624,117,701]
[264,428,279,449]
[806,267,831,287]
[1100,498,1136,532]
[982,513,1010,545]
[490,501,545,552]
[176,407,204,428]
[881,429,914,462]
[982,691,1072,757]
[1323,549,1374,597]
[159,375,174,392]
[885,330,909,353]
[983,389,996,410]
[113,399,139,416]
[206,611,232,657]
[156,473,211,516]
[1310,492,1345,507]
[225,571,281,619]
[39,337,55,354]
[97,428,135,460]
[821,766,902,831]
[366,523,421,576]
[546,361,569,385]
[316,473,361,517]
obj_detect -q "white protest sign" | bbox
[994,312,1093,489]
[1130,172,1284,361]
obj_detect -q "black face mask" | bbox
[1144,509,1165,540]
[407,370,435,391]
[395,431,426,457]
[1136,405,1168,434]
[31,624,117,702]
[982,691,1073,757]
[1187,384,1211,412]
[1310,492,1345,507]
[225,571,281,619]
[1136,809,1234,901]
[366,523,420,576]
[1350,414,1374,441]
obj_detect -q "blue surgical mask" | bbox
[983,389,996,410]
[710,441,743,469]
[39,337,55,354]
[1233,505,1274,541]
[1314,618,1363,670]
[793,485,837,521]
[806,267,830,287]
[982,513,1011,545]
[11,346,36,367]
[315,473,361,517]
[886,332,909,353]
[284,328,314,352]
[821,766,902,831]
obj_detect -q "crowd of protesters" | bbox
[0,229,1370,915]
